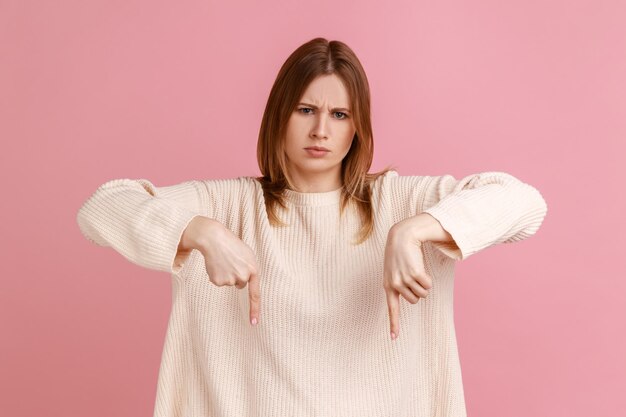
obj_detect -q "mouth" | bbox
[304,146,330,151]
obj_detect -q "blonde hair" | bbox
[255,37,396,245]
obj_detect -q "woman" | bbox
[77,37,547,417]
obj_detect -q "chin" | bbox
[296,161,334,171]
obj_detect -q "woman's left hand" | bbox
[383,220,433,341]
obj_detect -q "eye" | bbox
[297,107,349,120]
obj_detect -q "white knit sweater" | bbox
[76,169,547,417]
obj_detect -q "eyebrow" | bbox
[298,102,351,113]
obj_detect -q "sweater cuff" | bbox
[131,204,203,275]
[422,204,475,261]
[168,212,204,275]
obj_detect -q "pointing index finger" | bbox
[248,272,261,326]
[385,287,400,340]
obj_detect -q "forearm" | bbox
[76,178,207,273]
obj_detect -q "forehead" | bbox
[300,74,351,107]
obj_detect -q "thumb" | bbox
[248,271,261,326]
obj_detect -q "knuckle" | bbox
[402,275,415,284]
[391,276,403,288]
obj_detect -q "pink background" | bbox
[2,0,624,416]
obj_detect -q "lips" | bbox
[305,146,330,151]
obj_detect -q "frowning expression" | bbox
[284,74,356,189]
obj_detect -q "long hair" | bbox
[255,37,396,245]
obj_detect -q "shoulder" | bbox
[193,175,259,213]
[373,170,449,225]
[375,169,435,202]
[199,176,257,195]
[369,168,398,193]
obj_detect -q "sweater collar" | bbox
[282,187,343,207]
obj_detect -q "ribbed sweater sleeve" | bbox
[419,171,548,260]
[76,178,207,274]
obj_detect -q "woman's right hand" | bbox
[179,216,261,326]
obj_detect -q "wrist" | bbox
[180,216,220,253]
[394,213,447,243]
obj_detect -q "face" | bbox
[283,73,356,192]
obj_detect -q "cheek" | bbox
[341,127,356,146]
[286,119,306,140]
[284,120,299,143]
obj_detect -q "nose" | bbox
[310,113,329,139]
